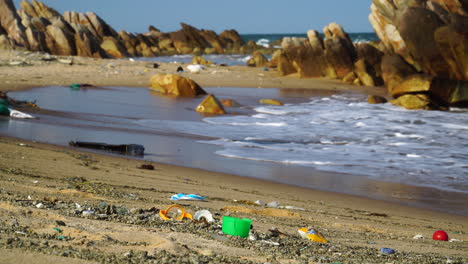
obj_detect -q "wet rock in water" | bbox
[196,94,226,115]
[247,51,268,67]
[192,55,213,65]
[259,99,284,106]
[391,74,434,98]
[150,74,206,97]
[368,95,387,104]
[390,94,442,110]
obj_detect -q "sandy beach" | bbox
[0,50,467,263]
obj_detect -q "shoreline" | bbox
[0,50,467,262]
[0,136,468,263]
[0,50,388,97]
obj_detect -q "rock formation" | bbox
[0,0,262,58]
[247,51,268,67]
[275,23,379,84]
[370,0,468,109]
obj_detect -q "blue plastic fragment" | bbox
[381,248,395,254]
[170,193,205,201]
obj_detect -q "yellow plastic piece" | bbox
[159,204,193,221]
[298,227,328,243]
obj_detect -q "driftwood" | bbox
[69,141,144,156]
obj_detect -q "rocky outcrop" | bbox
[150,74,207,97]
[0,0,262,58]
[370,0,468,109]
[0,0,28,48]
[192,55,213,66]
[247,51,268,67]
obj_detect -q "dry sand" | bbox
[0,50,466,263]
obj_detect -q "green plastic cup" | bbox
[222,216,252,238]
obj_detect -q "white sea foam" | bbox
[256,38,270,48]
[136,93,468,194]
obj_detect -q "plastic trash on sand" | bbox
[170,193,205,201]
[9,109,35,119]
[187,64,205,73]
[380,248,395,254]
[159,204,193,221]
[433,230,449,241]
[222,216,252,238]
[298,228,328,243]
[194,210,214,223]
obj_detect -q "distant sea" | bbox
[241,32,379,48]
[136,32,379,66]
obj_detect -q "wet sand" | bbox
[0,50,467,263]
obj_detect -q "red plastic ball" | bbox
[432,230,449,241]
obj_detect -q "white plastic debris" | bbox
[35,202,44,208]
[9,109,35,119]
[279,205,306,211]
[413,234,424,240]
[82,210,95,217]
[449,238,462,243]
[266,201,280,208]
[187,64,205,73]
[260,240,280,246]
[254,200,265,206]
[193,210,214,223]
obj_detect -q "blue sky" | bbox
[13,0,374,34]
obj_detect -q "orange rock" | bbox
[196,94,226,115]
[150,74,206,97]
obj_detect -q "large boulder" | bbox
[75,27,107,58]
[150,74,207,97]
[219,29,245,52]
[277,49,297,76]
[354,59,378,87]
[369,0,468,83]
[200,29,224,54]
[381,54,418,93]
[390,94,439,110]
[85,12,118,40]
[391,74,468,107]
[45,24,76,55]
[100,36,128,58]
[247,51,268,67]
[196,94,226,115]
[20,0,61,19]
[435,25,468,80]
[324,37,355,79]
[192,55,213,66]
[0,0,29,47]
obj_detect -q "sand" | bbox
[0,49,467,263]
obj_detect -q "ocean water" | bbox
[3,86,467,214]
[137,93,468,194]
[135,33,378,66]
[242,32,378,48]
